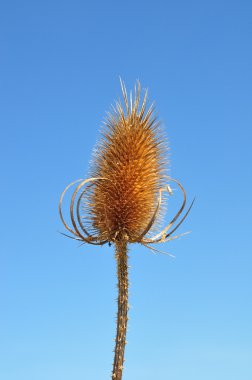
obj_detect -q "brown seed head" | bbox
[83,81,169,243]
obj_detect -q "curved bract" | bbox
[59,177,109,245]
[59,175,193,248]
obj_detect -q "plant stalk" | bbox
[112,240,129,380]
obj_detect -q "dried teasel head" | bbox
[88,81,168,243]
[59,80,194,248]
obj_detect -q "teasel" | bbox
[59,79,194,380]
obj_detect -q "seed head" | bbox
[85,81,168,242]
[59,80,193,248]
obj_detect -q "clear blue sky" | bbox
[1,1,251,379]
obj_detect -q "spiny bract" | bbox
[86,80,168,243]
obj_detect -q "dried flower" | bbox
[59,80,193,380]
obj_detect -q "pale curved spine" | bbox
[112,241,129,380]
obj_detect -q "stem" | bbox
[112,240,129,380]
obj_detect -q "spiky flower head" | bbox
[59,80,193,248]
[86,80,168,243]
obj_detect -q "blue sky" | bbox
[0,1,252,379]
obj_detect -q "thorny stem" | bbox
[112,240,129,380]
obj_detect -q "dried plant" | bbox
[59,80,193,380]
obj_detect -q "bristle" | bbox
[84,81,169,242]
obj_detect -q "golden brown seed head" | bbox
[83,81,168,243]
